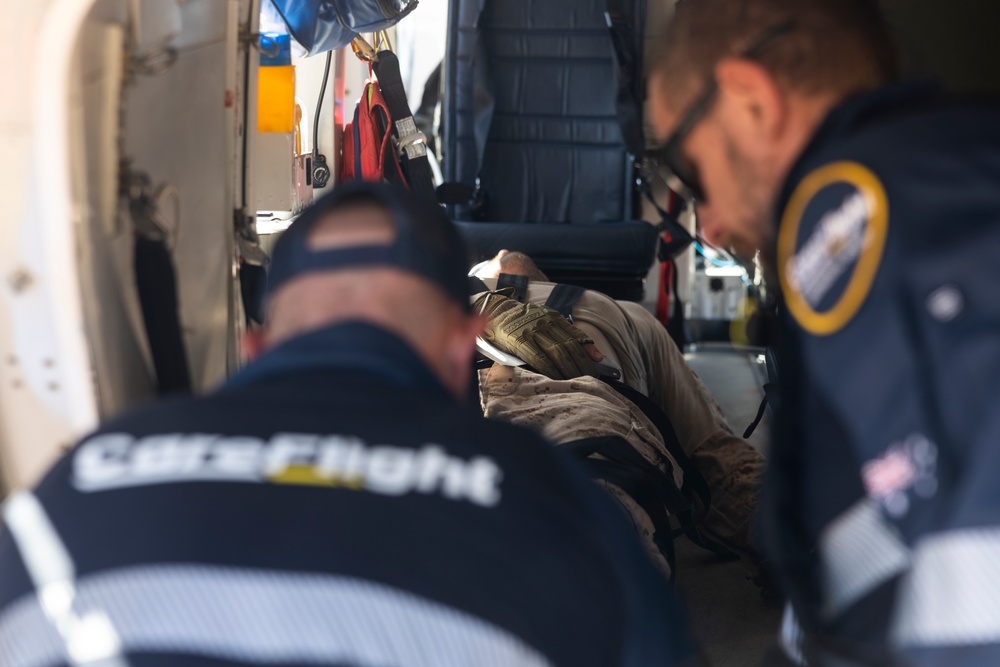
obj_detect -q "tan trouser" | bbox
[480,364,681,576]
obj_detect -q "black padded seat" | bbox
[444,0,655,301]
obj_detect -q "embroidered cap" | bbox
[267,182,472,311]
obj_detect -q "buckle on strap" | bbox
[394,117,427,160]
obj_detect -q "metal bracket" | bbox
[234,209,269,267]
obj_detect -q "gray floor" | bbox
[685,344,771,456]
[679,345,782,667]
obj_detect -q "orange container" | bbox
[258,65,295,133]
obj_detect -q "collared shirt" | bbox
[0,321,696,667]
[763,81,1000,665]
[224,321,453,398]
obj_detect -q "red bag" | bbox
[339,79,408,186]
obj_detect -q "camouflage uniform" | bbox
[476,279,765,568]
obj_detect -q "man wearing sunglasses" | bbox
[647,1,1000,666]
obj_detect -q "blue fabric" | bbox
[269,0,417,55]
[223,321,450,399]
[0,321,698,667]
[352,103,362,179]
[761,81,1000,662]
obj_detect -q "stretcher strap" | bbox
[539,278,727,557]
[544,283,586,320]
[496,273,528,303]
[557,435,683,579]
[603,377,738,559]
[496,273,529,303]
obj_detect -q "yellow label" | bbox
[267,465,363,489]
[777,162,889,336]
[258,65,296,133]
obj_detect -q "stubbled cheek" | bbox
[646,100,674,142]
[699,207,741,249]
[704,224,729,247]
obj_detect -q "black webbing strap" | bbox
[558,435,685,579]
[537,276,730,557]
[537,277,726,557]
[468,275,490,296]
[134,237,192,395]
[602,0,645,158]
[470,0,493,206]
[496,273,528,303]
[603,377,738,559]
[438,0,493,211]
[604,0,694,260]
[638,177,694,260]
[544,283,586,320]
[744,345,781,437]
[743,385,771,439]
[371,51,438,205]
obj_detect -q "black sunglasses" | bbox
[655,21,796,203]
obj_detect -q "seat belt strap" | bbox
[602,377,738,559]
[602,0,698,257]
[558,435,683,578]
[605,379,704,501]
[465,0,494,215]
[535,278,714,532]
[371,50,438,205]
[539,279,729,553]
[602,0,645,158]
[439,0,493,212]
[544,283,586,320]
[638,176,695,260]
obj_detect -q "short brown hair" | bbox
[498,252,549,282]
[651,0,899,108]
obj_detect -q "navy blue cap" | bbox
[267,182,472,310]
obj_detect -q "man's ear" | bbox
[453,312,488,370]
[714,57,788,146]
[442,312,488,401]
[241,328,270,364]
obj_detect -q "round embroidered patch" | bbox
[777,161,889,336]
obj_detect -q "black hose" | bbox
[313,51,333,158]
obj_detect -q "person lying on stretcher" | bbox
[471,251,766,580]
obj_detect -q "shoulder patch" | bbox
[777,161,889,336]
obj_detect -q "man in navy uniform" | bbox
[647,1,1000,665]
[0,182,697,667]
